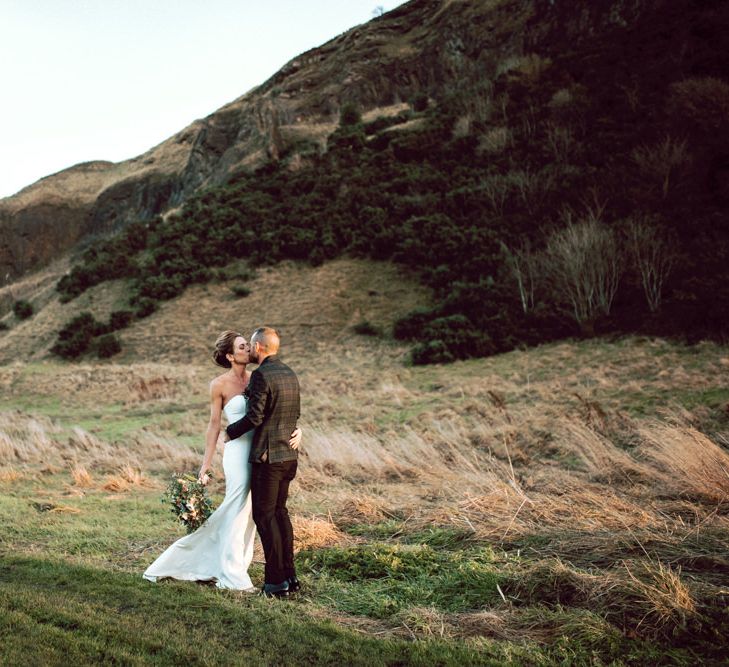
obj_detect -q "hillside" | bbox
[0,258,430,365]
[2,0,728,369]
[1,0,526,284]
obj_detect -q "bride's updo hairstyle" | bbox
[213,330,242,368]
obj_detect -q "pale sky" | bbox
[0,0,408,199]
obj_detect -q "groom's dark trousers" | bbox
[226,355,300,585]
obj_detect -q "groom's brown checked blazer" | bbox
[226,355,300,464]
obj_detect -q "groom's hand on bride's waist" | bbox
[221,430,231,443]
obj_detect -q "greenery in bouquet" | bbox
[163,472,216,533]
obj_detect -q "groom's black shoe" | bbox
[262,581,290,598]
[287,576,301,593]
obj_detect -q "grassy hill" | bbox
[0,258,429,365]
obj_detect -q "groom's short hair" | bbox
[251,326,280,354]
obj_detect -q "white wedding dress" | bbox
[143,395,257,591]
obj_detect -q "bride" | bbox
[143,330,302,591]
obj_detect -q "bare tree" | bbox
[545,210,623,332]
[626,215,676,312]
[372,5,385,17]
[502,240,538,314]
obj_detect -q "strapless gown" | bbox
[143,394,257,591]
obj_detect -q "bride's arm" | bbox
[199,380,223,484]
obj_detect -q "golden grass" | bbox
[292,515,349,551]
[101,465,152,493]
[620,560,696,634]
[71,465,93,487]
[0,467,23,482]
[0,410,202,477]
[334,495,399,526]
[638,422,729,503]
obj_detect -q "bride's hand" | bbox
[289,427,302,450]
[198,470,210,485]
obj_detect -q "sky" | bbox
[0,0,408,199]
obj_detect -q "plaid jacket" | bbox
[226,355,300,464]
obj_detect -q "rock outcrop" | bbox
[0,0,667,284]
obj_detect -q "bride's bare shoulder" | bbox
[209,373,229,393]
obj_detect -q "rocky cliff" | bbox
[0,0,671,284]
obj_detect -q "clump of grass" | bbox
[618,560,697,637]
[71,465,93,487]
[510,557,698,639]
[346,519,406,540]
[638,422,729,502]
[292,515,348,550]
[102,465,150,492]
[335,495,399,527]
[394,606,450,638]
[0,467,24,482]
[404,527,475,549]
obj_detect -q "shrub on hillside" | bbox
[109,310,134,331]
[339,103,362,127]
[411,340,452,365]
[134,297,158,319]
[137,275,184,301]
[327,123,366,152]
[393,307,439,341]
[51,312,102,359]
[97,333,122,359]
[13,300,33,320]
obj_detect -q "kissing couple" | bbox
[144,326,302,598]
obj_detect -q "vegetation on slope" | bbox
[51,1,729,362]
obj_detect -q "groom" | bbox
[225,326,301,598]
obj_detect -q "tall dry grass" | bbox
[637,422,729,503]
[0,410,203,483]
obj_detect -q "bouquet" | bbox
[163,472,216,533]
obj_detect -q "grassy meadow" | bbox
[1,329,728,665]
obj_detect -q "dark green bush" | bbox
[411,340,453,365]
[137,275,183,300]
[109,310,134,331]
[51,312,101,359]
[97,333,122,359]
[339,103,361,127]
[13,300,33,320]
[393,307,439,341]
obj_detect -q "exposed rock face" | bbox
[0,0,666,284]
